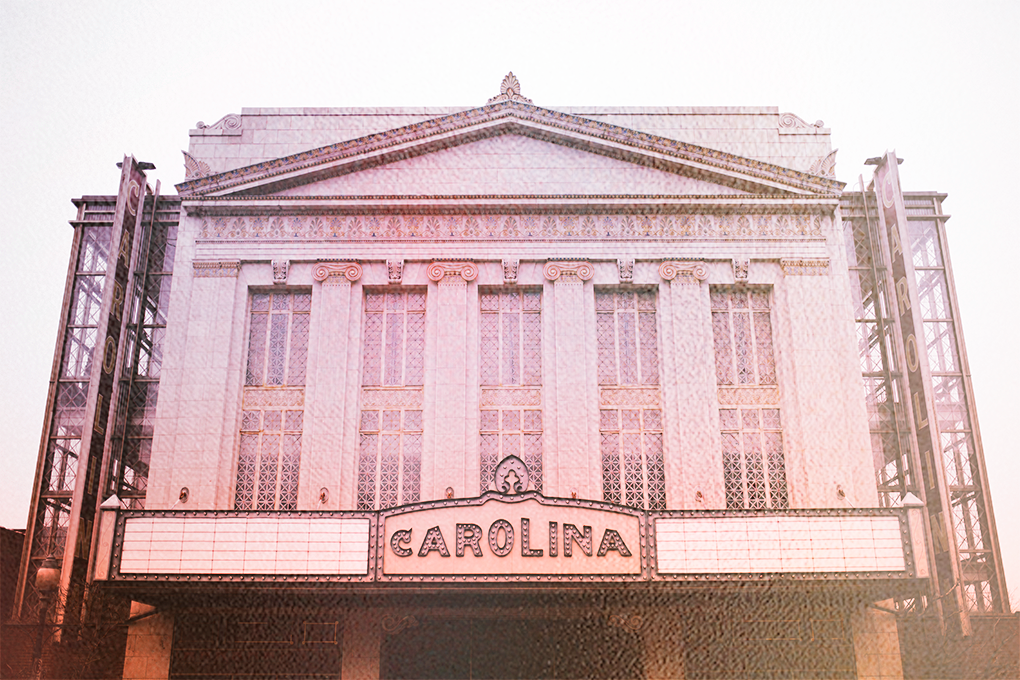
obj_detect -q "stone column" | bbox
[426,262,477,499]
[544,261,594,498]
[851,603,904,680]
[659,261,721,508]
[307,262,362,510]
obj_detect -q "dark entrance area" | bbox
[381,615,644,680]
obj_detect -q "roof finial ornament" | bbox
[488,72,533,105]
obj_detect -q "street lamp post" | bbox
[32,555,61,680]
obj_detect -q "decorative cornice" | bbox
[193,260,240,277]
[427,261,478,282]
[487,72,533,105]
[780,258,830,276]
[502,259,519,284]
[544,260,593,281]
[659,260,708,284]
[312,261,363,283]
[176,102,845,197]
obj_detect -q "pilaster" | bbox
[307,262,362,509]
[545,261,594,497]
[660,261,721,508]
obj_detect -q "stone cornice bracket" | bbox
[502,259,520,284]
[193,260,240,278]
[272,260,290,285]
[312,261,363,284]
[732,259,749,282]
[387,259,404,284]
[427,261,478,282]
[780,258,830,276]
[659,260,708,285]
[543,260,593,282]
[618,259,634,283]
[487,72,533,105]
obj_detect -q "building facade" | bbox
[9,75,1017,679]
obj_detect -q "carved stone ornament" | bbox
[381,616,419,634]
[193,260,240,278]
[488,72,533,105]
[312,261,363,284]
[732,259,750,282]
[272,260,290,285]
[617,259,634,283]
[780,258,830,276]
[195,113,242,133]
[543,260,593,281]
[809,149,838,178]
[502,258,520,284]
[494,455,530,494]
[427,261,478,282]
[779,112,824,128]
[607,614,643,632]
[198,213,826,242]
[387,259,404,284]
[659,260,708,284]
[182,150,210,180]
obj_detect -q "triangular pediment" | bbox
[177,101,844,202]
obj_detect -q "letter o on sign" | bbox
[488,519,514,557]
[905,334,919,373]
[103,336,117,374]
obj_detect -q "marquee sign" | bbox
[378,493,645,581]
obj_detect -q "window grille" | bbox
[357,410,422,510]
[479,290,543,493]
[599,408,665,510]
[234,291,310,510]
[596,290,659,386]
[720,408,788,510]
[480,290,542,386]
[596,289,663,508]
[480,409,543,494]
[362,291,425,387]
[357,290,427,510]
[711,289,776,386]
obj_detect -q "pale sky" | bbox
[2,0,1018,607]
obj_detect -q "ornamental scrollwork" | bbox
[659,260,708,284]
[272,260,290,284]
[427,261,478,282]
[618,259,634,283]
[780,258,830,276]
[544,260,593,281]
[313,261,363,283]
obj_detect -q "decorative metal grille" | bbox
[596,290,658,386]
[720,408,788,510]
[357,290,427,510]
[479,290,542,493]
[357,410,423,510]
[479,408,543,493]
[596,290,663,508]
[480,290,541,386]
[362,291,426,387]
[710,288,776,386]
[599,408,665,509]
[235,291,309,510]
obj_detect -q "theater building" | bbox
[10,75,1017,679]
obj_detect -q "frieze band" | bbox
[196,213,826,241]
